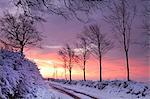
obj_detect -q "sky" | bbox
[0,0,149,82]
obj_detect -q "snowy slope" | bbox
[49,79,150,99]
[0,49,54,99]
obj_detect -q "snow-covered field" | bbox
[48,79,150,99]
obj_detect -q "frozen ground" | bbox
[47,79,150,99]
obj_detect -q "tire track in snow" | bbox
[50,83,98,99]
[62,87,98,99]
[50,84,80,99]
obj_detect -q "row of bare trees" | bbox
[58,0,150,81]
[58,0,138,82]
[58,24,113,82]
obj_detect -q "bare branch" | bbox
[58,43,79,82]
[0,12,42,54]
[13,0,104,22]
[104,0,137,81]
[81,24,113,81]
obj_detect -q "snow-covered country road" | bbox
[49,82,99,99]
[50,84,80,99]
[47,80,150,99]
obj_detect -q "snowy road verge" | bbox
[47,79,150,99]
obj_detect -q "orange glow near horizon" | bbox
[25,49,149,82]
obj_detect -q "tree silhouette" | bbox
[142,0,150,48]
[105,0,136,81]
[76,35,90,81]
[58,44,79,82]
[58,49,68,80]
[0,13,42,54]
[83,24,113,82]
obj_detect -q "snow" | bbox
[0,49,149,99]
[48,86,73,99]
[0,49,54,99]
[48,79,150,99]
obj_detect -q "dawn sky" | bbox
[0,0,149,82]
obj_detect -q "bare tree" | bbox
[0,13,42,54]
[105,0,136,81]
[142,0,150,48]
[58,44,79,82]
[58,49,68,80]
[83,24,113,82]
[76,36,90,81]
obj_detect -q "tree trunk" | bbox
[20,45,24,55]
[69,69,72,82]
[64,68,67,80]
[83,68,86,81]
[83,60,86,81]
[125,50,130,81]
[99,55,102,82]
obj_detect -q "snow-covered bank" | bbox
[48,79,150,99]
[0,50,54,99]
